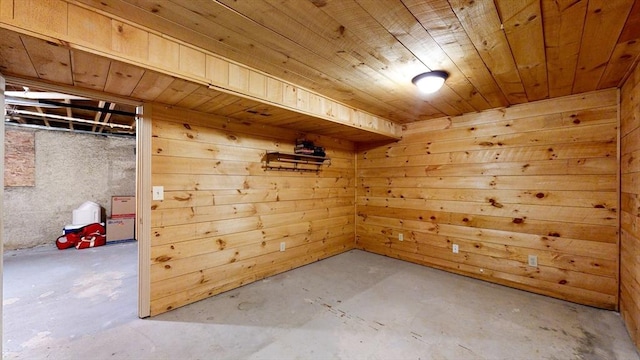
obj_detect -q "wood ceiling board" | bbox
[599,39,640,89]
[404,0,509,108]
[223,0,480,117]
[104,61,146,96]
[175,86,219,110]
[75,0,425,123]
[0,29,38,78]
[3,0,639,139]
[450,0,527,104]
[194,92,246,114]
[573,0,635,93]
[130,71,176,101]
[71,50,111,91]
[599,0,640,88]
[21,36,73,85]
[541,0,587,98]
[153,78,200,105]
[172,0,424,121]
[495,0,548,101]
[354,0,488,112]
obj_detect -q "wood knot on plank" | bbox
[488,198,503,208]
[217,239,227,250]
[512,218,524,224]
[174,194,192,201]
[155,255,171,263]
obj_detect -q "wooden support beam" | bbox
[0,0,401,140]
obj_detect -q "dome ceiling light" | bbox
[412,70,449,94]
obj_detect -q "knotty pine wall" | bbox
[149,104,355,315]
[621,62,640,346]
[356,89,619,310]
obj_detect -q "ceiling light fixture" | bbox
[412,70,449,94]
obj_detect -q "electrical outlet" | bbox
[528,255,538,267]
[398,233,404,241]
[152,186,164,201]
[280,242,286,252]
[452,244,459,254]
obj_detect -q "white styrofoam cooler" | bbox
[72,201,101,225]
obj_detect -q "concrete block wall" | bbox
[3,128,136,250]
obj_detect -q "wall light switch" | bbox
[152,186,164,201]
[398,233,404,241]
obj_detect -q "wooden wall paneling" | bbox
[149,104,356,315]
[68,3,112,50]
[13,0,67,36]
[620,56,640,348]
[150,233,351,315]
[541,0,587,98]
[357,90,620,309]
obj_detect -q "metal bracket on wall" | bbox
[263,151,330,173]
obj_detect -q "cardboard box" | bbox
[106,217,135,242]
[112,196,135,218]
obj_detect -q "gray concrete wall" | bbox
[3,128,136,249]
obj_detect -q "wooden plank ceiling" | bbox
[0,28,392,140]
[2,0,640,138]
[75,0,640,124]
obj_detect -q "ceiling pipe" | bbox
[7,109,133,130]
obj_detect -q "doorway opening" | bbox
[2,80,142,355]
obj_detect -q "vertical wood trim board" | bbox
[356,89,620,310]
[148,104,355,315]
[136,104,151,318]
[620,60,640,347]
[0,74,6,355]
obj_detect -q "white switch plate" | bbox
[152,186,164,201]
[452,244,459,254]
[398,233,404,241]
[280,242,286,252]
[528,255,538,267]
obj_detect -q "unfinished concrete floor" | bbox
[3,242,639,359]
